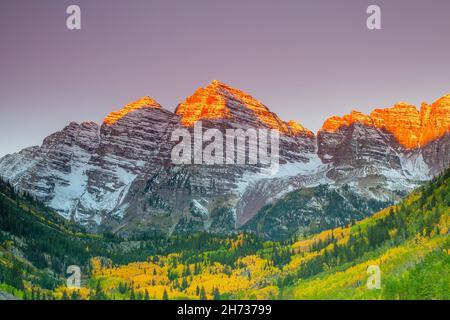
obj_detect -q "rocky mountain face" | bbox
[243,184,390,240]
[318,100,450,187]
[0,81,449,238]
[111,81,318,235]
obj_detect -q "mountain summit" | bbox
[104,96,162,125]
[175,80,297,134]
[175,80,233,126]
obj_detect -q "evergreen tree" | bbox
[93,281,106,300]
[200,286,207,300]
[196,285,200,296]
[71,290,79,300]
[213,287,221,300]
[61,290,69,300]
[162,288,169,300]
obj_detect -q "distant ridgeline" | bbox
[0,166,449,300]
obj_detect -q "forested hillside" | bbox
[0,167,449,300]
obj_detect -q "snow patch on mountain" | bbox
[236,153,325,196]
[400,152,432,181]
[0,147,39,182]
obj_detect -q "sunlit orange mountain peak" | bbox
[174,80,232,126]
[420,94,450,146]
[369,103,422,149]
[175,80,291,133]
[321,110,373,133]
[286,120,314,137]
[319,93,450,149]
[104,96,161,125]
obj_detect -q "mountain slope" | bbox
[0,178,98,299]
[276,168,450,299]
[243,184,392,240]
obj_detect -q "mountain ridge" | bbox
[320,95,450,149]
[10,81,447,146]
[0,82,449,237]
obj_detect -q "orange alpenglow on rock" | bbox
[319,94,450,149]
[103,96,161,125]
[175,80,231,126]
[286,120,314,137]
[321,110,373,133]
[175,80,291,133]
[420,94,450,146]
[370,103,422,149]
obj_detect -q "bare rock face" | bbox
[176,80,290,132]
[318,116,403,169]
[175,80,317,164]
[0,83,449,238]
[420,95,450,145]
[317,96,450,188]
[370,103,423,149]
[117,81,318,235]
[0,121,100,218]
[75,99,181,224]
[419,95,450,175]
[421,133,450,176]
[319,96,450,153]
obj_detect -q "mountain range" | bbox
[0,81,449,238]
[1,160,449,300]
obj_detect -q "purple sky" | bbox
[1,0,449,157]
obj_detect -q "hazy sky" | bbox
[1,0,449,157]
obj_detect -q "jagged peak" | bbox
[320,92,450,149]
[419,93,450,119]
[286,120,314,137]
[175,81,231,126]
[320,109,372,133]
[175,80,290,133]
[419,92,450,146]
[64,121,99,130]
[391,102,418,109]
[430,93,450,108]
[103,96,161,125]
[207,79,227,89]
